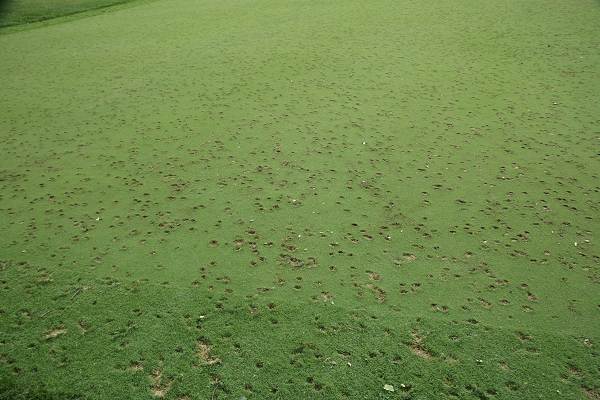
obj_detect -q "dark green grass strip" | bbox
[0,0,149,31]
[1,262,599,399]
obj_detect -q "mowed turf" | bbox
[1,0,600,398]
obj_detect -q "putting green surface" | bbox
[1,0,600,398]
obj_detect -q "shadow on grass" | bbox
[0,0,9,16]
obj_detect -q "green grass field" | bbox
[1,0,600,398]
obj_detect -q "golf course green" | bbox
[1,0,599,398]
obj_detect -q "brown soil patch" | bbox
[368,272,381,281]
[150,369,172,398]
[366,284,386,303]
[44,326,66,340]
[410,331,433,359]
[583,388,600,400]
[320,292,333,302]
[197,340,221,365]
[128,362,144,372]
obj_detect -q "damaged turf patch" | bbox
[197,339,221,365]
[44,326,67,340]
[409,331,433,360]
[150,369,172,398]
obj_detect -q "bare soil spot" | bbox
[404,253,417,262]
[197,340,221,365]
[367,271,381,281]
[410,331,433,359]
[44,326,66,340]
[583,388,600,400]
[128,361,144,372]
[320,292,333,302]
[499,362,510,371]
[150,369,172,398]
[366,284,386,303]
